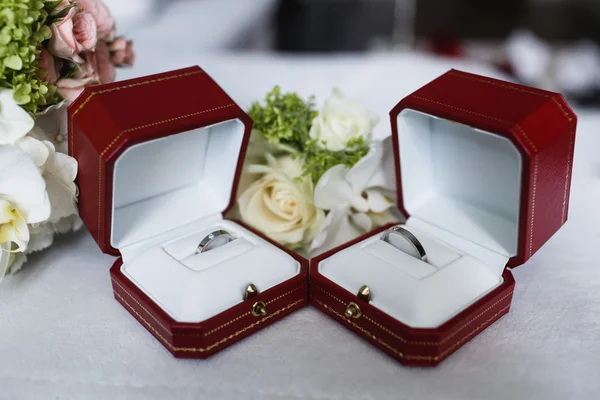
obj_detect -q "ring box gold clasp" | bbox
[252,301,268,317]
[344,302,362,319]
[244,283,259,300]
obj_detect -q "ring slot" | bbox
[179,238,255,272]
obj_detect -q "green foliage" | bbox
[249,86,372,184]
[0,0,61,115]
[248,85,317,152]
[302,137,371,184]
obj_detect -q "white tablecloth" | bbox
[1,52,600,400]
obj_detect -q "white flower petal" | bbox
[25,223,55,253]
[7,251,27,275]
[43,149,79,223]
[369,209,403,227]
[48,214,83,234]
[346,141,384,194]
[309,205,365,256]
[17,137,51,167]
[0,200,29,251]
[365,189,393,213]
[0,89,35,145]
[350,212,374,232]
[0,145,51,224]
[314,164,355,210]
[364,136,396,191]
[0,242,11,285]
[28,106,69,154]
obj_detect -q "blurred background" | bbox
[108,0,600,106]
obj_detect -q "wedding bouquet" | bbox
[236,87,401,257]
[0,0,134,280]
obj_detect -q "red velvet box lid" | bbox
[68,66,252,256]
[391,69,577,267]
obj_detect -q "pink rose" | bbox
[55,0,71,10]
[38,49,63,84]
[56,53,99,102]
[73,12,97,52]
[124,40,135,66]
[48,7,84,63]
[55,41,116,103]
[109,38,135,66]
[95,40,116,83]
[76,0,115,40]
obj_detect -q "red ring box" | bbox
[310,69,577,366]
[68,66,308,358]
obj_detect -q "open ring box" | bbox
[68,66,308,358]
[310,69,577,366]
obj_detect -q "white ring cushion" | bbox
[318,109,523,329]
[110,119,300,323]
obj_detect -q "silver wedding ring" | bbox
[197,230,236,254]
[381,226,427,262]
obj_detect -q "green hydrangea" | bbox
[248,85,317,152]
[248,86,372,184]
[302,136,370,184]
[0,0,61,115]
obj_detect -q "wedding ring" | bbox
[197,230,235,254]
[381,226,427,262]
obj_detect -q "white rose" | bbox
[309,88,379,151]
[238,154,325,248]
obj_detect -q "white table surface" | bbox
[1,51,600,400]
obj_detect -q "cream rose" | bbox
[238,154,324,248]
[309,89,378,151]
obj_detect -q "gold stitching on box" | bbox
[69,70,204,155]
[513,124,538,152]
[529,156,539,258]
[112,278,172,334]
[361,315,438,346]
[266,285,305,305]
[562,128,574,224]
[447,71,550,98]
[315,287,512,346]
[97,133,123,235]
[439,305,510,358]
[204,285,305,337]
[314,286,345,305]
[315,299,510,362]
[203,312,251,337]
[438,292,512,344]
[113,278,306,339]
[121,104,235,133]
[115,291,303,353]
[550,96,575,226]
[552,97,573,122]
